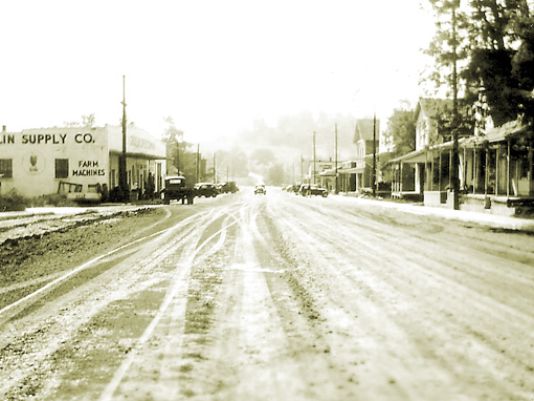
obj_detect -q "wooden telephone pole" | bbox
[312,131,317,185]
[451,2,460,210]
[118,75,128,199]
[196,144,200,183]
[335,123,338,194]
[213,152,217,184]
[372,113,377,198]
[176,135,181,175]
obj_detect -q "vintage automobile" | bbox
[160,175,195,204]
[221,181,239,193]
[254,184,266,195]
[299,184,328,197]
[194,182,219,198]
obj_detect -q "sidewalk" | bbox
[0,204,162,222]
[334,194,534,234]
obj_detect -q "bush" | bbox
[30,193,75,207]
[0,190,28,212]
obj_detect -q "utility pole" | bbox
[226,165,229,182]
[451,1,460,210]
[196,144,200,183]
[334,123,338,194]
[213,152,217,184]
[300,154,304,183]
[119,75,128,200]
[312,131,317,185]
[176,137,180,175]
[372,113,377,198]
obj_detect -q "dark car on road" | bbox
[299,184,328,197]
[222,181,239,193]
[194,182,219,198]
[254,184,266,195]
[160,175,196,204]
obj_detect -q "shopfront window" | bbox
[55,159,69,178]
[0,159,13,178]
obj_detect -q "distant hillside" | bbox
[236,112,367,161]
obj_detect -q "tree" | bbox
[461,0,532,125]
[426,0,533,125]
[81,113,96,127]
[511,16,534,124]
[162,116,184,174]
[250,148,275,166]
[426,0,470,94]
[387,107,416,156]
[267,163,285,186]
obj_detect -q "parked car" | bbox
[194,182,219,198]
[160,175,195,204]
[222,181,239,193]
[299,184,328,197]
[289,184,301,194]
[254,184,266,195]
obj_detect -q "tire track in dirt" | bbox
[0,207,220,400]
[282,197,534,316]
[98,203,245,401]
[270,195,534,400]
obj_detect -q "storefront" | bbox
[0,125,166,199]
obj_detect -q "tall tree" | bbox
[426,0,470,94]
[387,107,416,156]
[426,0,533,125]
[81,113,96,127]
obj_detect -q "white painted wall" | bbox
[0,127,108,197]
[0,126,166,198]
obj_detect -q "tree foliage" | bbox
[267,163,285,186]
[426,0,534,125]
[387,107,416,156]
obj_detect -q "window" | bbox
[0,159,13,178]
[55,159,69,178]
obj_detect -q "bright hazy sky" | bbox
[0,0,435,147]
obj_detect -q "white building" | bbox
[0,125,166,198]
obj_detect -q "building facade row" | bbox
[0,125,166,200]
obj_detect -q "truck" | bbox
[160,175,196,205]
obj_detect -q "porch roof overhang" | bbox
[319,169,336,177]
[387,148,427,165]
[109,150,167,160]
[461,121,533,148]
[485,121,529,143]
[338,167,360,174]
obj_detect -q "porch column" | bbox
[495,146,499,196]
[430,152,434,191]
[507,139,511,198]
[529,141,533,196]
[473,148,477,194]
[463,146,467,190]
[400,162,403,193]
[449,149,453,189]
[438,150,442,191]
[484,147,489,197]
[424,150,430,191]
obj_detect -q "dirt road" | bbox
[1,190,533,401]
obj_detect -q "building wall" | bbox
[0,127,108,197]
[0,126,166,198]
[415,112,430,150]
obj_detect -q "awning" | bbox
[338,167,360,174]
[387,149,427,165]
[485,121,529,143]
[109,150,167,160]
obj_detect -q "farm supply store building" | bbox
[0,126,166,197]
